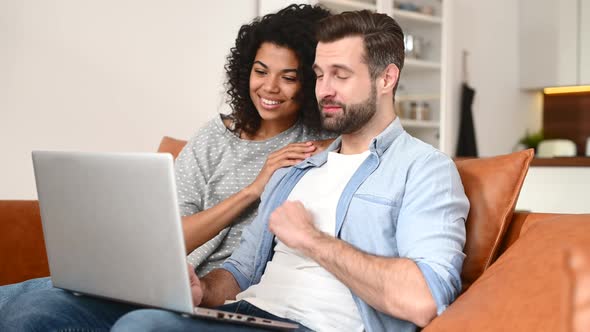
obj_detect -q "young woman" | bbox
[0,4,333,327]
[178,3,333,276]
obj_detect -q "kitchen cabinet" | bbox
[516,166,590,213]
[519,0,589,89]
[315,0,452,153]
[581,0,590,84]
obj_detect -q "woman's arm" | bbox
[182,141,319,253]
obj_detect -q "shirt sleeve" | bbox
[174,126,229,269]
[174,131,208,218]
[396,151,470,315]
[222,167,291,290]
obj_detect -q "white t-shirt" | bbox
[237,151,370,332]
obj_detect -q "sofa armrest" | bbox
[425,214,590,331]
[0,200,49,286]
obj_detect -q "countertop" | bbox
[531,157,590,167]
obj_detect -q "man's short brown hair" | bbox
[316,10,405,94]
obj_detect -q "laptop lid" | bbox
[32,151,194,314]
[32,151,299,331]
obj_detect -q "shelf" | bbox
[404,58,441,70]
[318,0,376,11]
[400,119,440,129]
[531,157,590,167]
[396,93,440,102]
[394,9,442,25]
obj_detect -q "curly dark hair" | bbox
[224,4,331,136]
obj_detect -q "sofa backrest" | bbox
[0,200,49,285]
[157,136,188,160]
[496,211,559,257]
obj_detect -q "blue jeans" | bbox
[0,287,140,331]
[0,277,53,311]
[0,286,310,332]
[112,300,312,332]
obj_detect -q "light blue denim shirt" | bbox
[222,118,469,332]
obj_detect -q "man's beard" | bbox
[318,83,377,134]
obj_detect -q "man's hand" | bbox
[268,200,324,253]
[187,263,203,306]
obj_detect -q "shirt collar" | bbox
[370,116,405,155]
[295,117,405,169]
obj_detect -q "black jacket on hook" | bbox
[456,82,478,157]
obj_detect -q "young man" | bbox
[111,10,469,332]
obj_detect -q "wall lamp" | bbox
[543,85,590,94]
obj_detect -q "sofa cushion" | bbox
[157,136,187,160]
[454,149,533,290]
[424,215,590,332]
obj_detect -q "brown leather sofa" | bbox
[1,138,588,331]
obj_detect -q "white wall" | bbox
[0,0,256,198]
[1,0,551,198]
[447,0,542,157]
[259,0,305,16]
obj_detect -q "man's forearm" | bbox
[199,269,242,308]
[303,234,437,327]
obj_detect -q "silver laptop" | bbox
[32,151,298,331]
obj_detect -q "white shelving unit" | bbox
[319,0,377,11]
[395,8,442,24]
[400,119,439,128]
[313,0,451,153]
[396,93,439,102]
[405,58,441,70]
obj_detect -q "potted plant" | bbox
[514,130,544,153]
